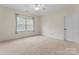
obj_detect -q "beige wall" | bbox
[41,12,64,40]
[41,5,77,40]
[0,6,41,41]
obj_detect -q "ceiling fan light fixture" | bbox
[32,4,41,11]
[32,4,45,11]
[35,7,40,11]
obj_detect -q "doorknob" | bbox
[64,28,67,30]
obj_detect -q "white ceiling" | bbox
[0,4,68,16]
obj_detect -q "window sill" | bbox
[16,31,35,34]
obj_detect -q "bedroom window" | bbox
[16,14,34,33]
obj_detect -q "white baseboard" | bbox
[0,34,41,43]
[42,34,79,44]
[42,33,64,40]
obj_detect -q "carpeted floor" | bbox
[0,36,79,55]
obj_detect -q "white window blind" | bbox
[16,14,34,32]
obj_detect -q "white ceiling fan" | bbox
[32,4,46,11]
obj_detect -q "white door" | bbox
[64,13,77,42]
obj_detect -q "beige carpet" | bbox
[0,36,79,55]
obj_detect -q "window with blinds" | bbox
[16,14,34,32]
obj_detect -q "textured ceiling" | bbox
[0,4,69,16]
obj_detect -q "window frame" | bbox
[16,14,35,34]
